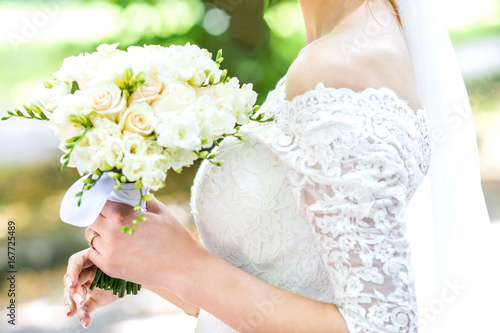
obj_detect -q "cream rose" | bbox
[129,75,163,104]
[151,82,197,114]
[87,83,126,121]
[120,102,156,137]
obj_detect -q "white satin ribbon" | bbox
[60,173,147,227]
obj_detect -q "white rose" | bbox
[120,102,157,137]
[87,83,126,121]
[122,154,150,182]
[31,82,71,112]
[141,170,166,191]
[151,82,197,114]
[156,110,201,150]
[163,147,198,171]
[122,132,148,155]
[129,75,163,104]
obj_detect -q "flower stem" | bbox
[89,268,141,298]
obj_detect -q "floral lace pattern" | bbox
[191,77,431,332]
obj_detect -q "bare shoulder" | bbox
[285,36,422,111]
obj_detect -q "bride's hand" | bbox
[64,249,119,328]
[84,198,199,289]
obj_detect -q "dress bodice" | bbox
[190,77,431,332]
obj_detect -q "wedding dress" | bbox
[191,77,431,332]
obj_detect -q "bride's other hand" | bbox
[85,198,199,289]
[64,249,119,328]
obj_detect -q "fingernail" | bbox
[65,276,73,288]
[80,319,88,328]
[73,293,84,306]
[65,304,71,316]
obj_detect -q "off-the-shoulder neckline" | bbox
[276,76,425,118]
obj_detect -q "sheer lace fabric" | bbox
[191,77,431,332]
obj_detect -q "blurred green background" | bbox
[0,0,499,331]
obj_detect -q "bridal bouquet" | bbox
[3,43,271,297]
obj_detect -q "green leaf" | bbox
[71,81,79,94]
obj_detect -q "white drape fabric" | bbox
[399,1,500,331]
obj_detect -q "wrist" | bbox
[161,243,208,300]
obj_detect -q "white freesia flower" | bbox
[70,144,99,175]
[156,110,201,150]
[120,102,157,137]
[122,154,150,182]
[87,83,126,121]
[163,147,197,171]
[31,82,71,112]
[141,170,166,191]
[192,96,236,147]
[146,139,164,155]
[54,43,129,89]
[151,82,197,114]
[233,83,258,124]
[103,136,124,170]
[49,91,91,141]
[90,114,120,134]
[96,43,121,55]
[123,132,148,155]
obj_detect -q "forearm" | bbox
[169,246,349,333]
[144,286,199,317]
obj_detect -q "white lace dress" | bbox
[190,77,431,333]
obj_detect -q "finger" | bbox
[78,266,98,287]
[76,302,91,328]
[84,227,96,243]
[64,287,76,317]
[88,211,107,235]
[71,283,88,309]
[76,290,117,328]
[65,249,92,289]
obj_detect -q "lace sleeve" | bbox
[256,85,428,332]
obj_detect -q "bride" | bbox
[63,0,499,331]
